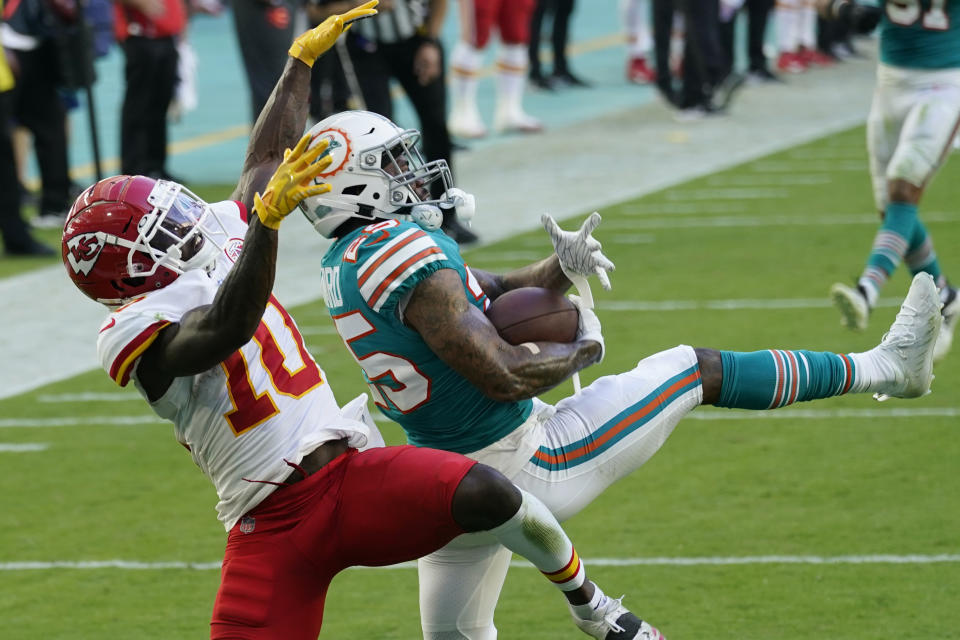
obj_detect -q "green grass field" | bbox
[1,125,958,639]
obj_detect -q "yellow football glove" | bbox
[288,0,379,68]
[254,134,333,230]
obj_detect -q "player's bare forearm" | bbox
[137,219,278,397]
[406,270,595,402]
[231,59,312,211]
[472,256,570,301]
[496,340,602,400]
[198,216,277,349]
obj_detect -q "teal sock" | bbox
[905,219,942,280]
[861,202,917,294]
[716,350,856,409]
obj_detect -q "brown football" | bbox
[485,287,579,345]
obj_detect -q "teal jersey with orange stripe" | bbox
[320,219,533,454]
[880,0,960,69]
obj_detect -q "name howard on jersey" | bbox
[320,265,343,308]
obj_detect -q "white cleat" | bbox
[830,282,871,331]
[448,106,487,139]
[493,108,544,135]
[870,272,942,401]
[933,286,959,362]
[571,594,665,640]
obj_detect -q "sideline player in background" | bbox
[825,0,960,361]
[448,0,542,138]
[300,110,942,640]
[60,6,659,639]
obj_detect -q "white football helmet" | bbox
[298,111,456,237]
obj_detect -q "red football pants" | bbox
[459,0,537,47]
[210,446,476,639]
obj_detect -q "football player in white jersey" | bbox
[824,0,960,361]
[61,4,656,639]
[301,110,943,640]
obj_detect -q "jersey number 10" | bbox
[221,299,324,435]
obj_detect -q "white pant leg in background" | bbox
[867,64,960,210]
[417,345,702,638]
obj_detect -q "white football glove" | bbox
[542,212,615,291]
[569,294,604,363]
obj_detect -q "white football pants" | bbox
[418,345,702,639]
[867,63,960,210]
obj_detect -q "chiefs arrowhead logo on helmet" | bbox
[65,232,106,276]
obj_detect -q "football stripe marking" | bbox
[2,554,958,571]
[0,416,166,427]
[5,407,957,428]
[0,443,49,452]
[38,393,141,403]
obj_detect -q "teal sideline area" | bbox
[56,0,650,187]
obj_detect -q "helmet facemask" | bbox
[128,180,227,279]
[373,130,452,212]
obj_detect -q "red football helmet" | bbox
[62,175,226,306]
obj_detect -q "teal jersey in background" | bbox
[320,220,533,454]
[880,0,960,69]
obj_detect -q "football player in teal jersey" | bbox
[824,0,960,361]
[304,110,943,640]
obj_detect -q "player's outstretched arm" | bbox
[137,138,332,400]
[404,270,602,402]
[231,0,378,211]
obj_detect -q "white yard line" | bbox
[0,416,164,428]
[0,443,48,452]
[689,407,960,420]
[621,202,746,214]
[607,234,656,244]
[747,161,865,172]
[603,212,959,229]
[3,554,957,571]
[38,393,141,403]
[598,296,903,311]
[665,188,790,200]
[2,408,953,427]
[788,148,871,159]
[298,326,338,336]
[705,174,834,186]
[371,407,957,424]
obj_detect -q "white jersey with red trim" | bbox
[96,201,374,530]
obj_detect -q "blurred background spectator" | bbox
[653,0,744,119]
[2,0,76,228]
[0,0,53,255]
[528,0,589,90]
[622,0,656,84]
[719,0,778,82]
[232,0,296,122]
[115,0,186,181]
[775,0,834,73]
[449,0,541,138]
